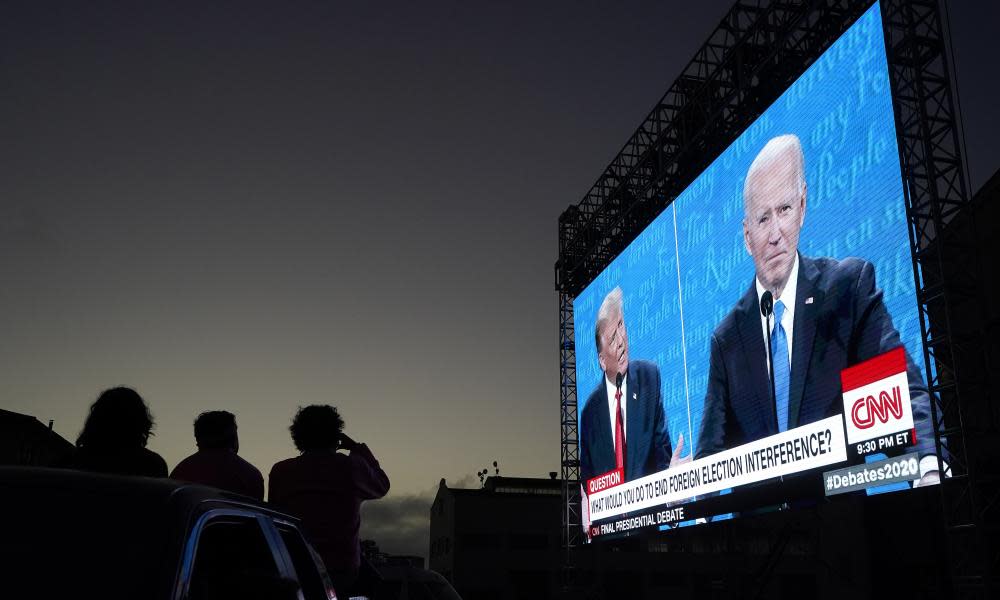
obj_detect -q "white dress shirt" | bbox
[755,253,799,374]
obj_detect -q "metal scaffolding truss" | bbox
[557,290,581,578]
[884,0,994,595]
[555,0,870,298]
[556,0,989,595]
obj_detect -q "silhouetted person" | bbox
[268,405,389,595]
[170,411,264,500]
[64,386,168,477]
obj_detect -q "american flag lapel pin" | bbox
[805,297,814,305]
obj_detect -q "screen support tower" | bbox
[555,0,991,596]
[885,1,995,596]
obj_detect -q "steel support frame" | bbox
[557,0,986,596]
[558,289,582,585]
[883,0,993,596]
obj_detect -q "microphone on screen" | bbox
[760,289,777,429]
[760,290,773,318]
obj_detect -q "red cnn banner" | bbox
[840,347,915,444]
[587,468,624,496]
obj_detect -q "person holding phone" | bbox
[268,405,390,594]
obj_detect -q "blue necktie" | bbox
[772,300,790,432]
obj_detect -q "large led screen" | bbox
[574,3,945,541]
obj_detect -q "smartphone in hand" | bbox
[339,433,358,451]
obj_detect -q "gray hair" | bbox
[594,287,624,352]
[743,134,805,217]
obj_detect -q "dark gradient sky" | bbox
[2,1,996,557]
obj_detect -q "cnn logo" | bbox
[840,348,915,444]
[850,385,904,429]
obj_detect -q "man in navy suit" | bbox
[580,287,683,485]
[695,134,942,487]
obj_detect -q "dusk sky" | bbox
[2,1,996,558]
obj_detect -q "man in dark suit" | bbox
[696,134,942,487]
[580,287,682,485]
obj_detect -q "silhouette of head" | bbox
[77,386,155,450]
[289,405,344,452]
[194,411,239,451]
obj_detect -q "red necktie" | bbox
[614,388,625,470]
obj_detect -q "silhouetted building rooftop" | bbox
[429,475,562,600]
[0,409,73,467]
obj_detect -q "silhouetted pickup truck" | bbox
[0,466,338,600]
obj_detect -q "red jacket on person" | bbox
[170,448,265,500]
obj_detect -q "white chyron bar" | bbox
[588,417,848,522]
